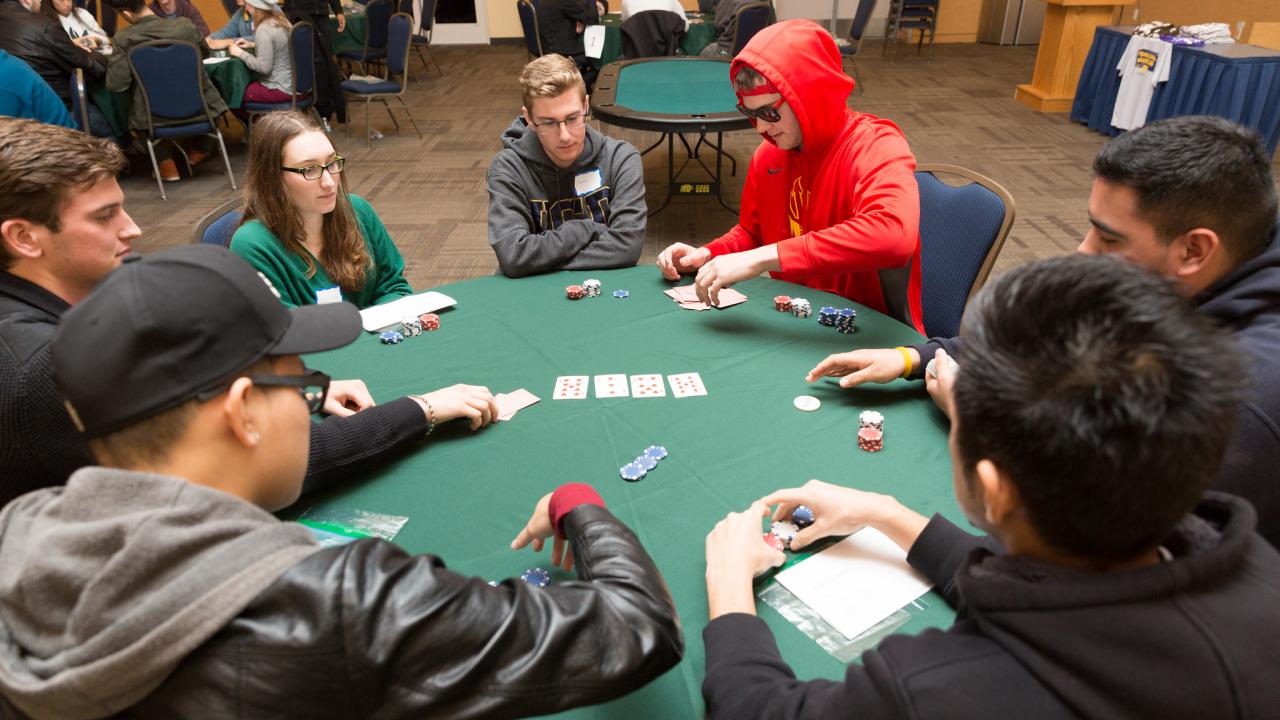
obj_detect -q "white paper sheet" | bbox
[359,291,457,332]
[774,527,933,641]
[583,24,606,59]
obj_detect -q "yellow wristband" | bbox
[895,347,913,379]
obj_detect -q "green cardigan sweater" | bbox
[230,195,413,309]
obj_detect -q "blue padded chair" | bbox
[341,12,422,147]
[128,40,236,201]
[883,0,937,61]
[915,164,1015,338]
[838,0,877,93]
[397,0,441,80]
[69,68,91,132]
[339,0,392,75]
[517,0,542,60]
[730,2,771,56]
[243,22,318,131]
[192,198,243,246]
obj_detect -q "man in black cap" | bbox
[0,245,683,717]
[0,117,498,506]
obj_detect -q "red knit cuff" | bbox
[548,483,606,539]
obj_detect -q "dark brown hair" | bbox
[0,118,125,269]
[240,111,369,293]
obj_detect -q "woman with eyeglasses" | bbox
[231,110,412,308]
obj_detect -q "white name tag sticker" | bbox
[316,286,343,304]
[574,167,603,197]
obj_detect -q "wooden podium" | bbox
[1015,0,1133,112]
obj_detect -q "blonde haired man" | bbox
[486,54,647,278]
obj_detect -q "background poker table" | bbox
[301,265,964,718]
[592,12,716,69]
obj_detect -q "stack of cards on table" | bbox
[554,373,707,399]
[494,389,540,421]
[663,285,748,311]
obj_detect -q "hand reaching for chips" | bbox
[759,479,928,552]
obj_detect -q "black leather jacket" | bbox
[0,0,106,106]
[84,504,682,718]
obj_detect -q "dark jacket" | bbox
[0,270,433,506]
[106,14,229,131]
[621,9,686,59]
[703,493,1280,719]
[911,225,1280,547]
[536,0,599,57]
[0,0,106,108]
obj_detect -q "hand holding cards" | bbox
[663,285,748,311]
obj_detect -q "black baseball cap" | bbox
[52,245,362,437]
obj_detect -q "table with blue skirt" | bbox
[1070,25,1280,155]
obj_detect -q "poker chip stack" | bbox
[790,298,812,318]
[401,317,423,337]
[379,330,404,345]
[419,313,440,331]
[859,410,884,431]
[762,533,785,552]
[620,445,668,482]
[858,410,884,452]
[835,308,858,334]
[770,520,799,544]
[566,285,586,300]
[791,505,815,528]
[817,307,838,326]
[582,278,602,297]
[773,295,792,312]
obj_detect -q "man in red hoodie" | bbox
[656,19,924,333]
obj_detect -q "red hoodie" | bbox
[704,20,924,333]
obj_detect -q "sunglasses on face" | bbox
[736,97,786,124]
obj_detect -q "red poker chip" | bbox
[566,285,586,300]
[773,295,792,312]
[762,533,785,552]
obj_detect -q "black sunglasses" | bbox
[736,97,786,124]
[196,368,332,414]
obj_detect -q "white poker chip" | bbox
[770,521,799,543]
[793,395,821,412]
[925,355,961,378]
[859,409,884,428]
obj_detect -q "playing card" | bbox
[594,374,629,398]
[679,301,711,311]
[668,372,707,398]
[630,374,666,398]
[711,288,748,309]
[553,375,588,400]
[495,388,541,420]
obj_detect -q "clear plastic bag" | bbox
[297,503,409,548]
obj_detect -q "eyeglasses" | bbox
[736,97,786,124]
[197,368,332,414]
[281,156,345,181]
[530,113,590,135]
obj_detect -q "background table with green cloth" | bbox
[89,57,253,136]
[594,12,716,68]
[331,13,368,57]
[300,265,964,718]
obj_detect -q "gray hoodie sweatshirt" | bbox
[486,116,647,277]
[0,468,319,719]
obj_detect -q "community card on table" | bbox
[668,372,707,398]
[630,374,666,398]
[553,376,588,400]
[594,373,629,398]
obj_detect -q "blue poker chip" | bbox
[520,567,551,588]
[635,455,658,471]
[643,445,668,460]
[620,462,647,481]
[792,505,816,528]
[613,289,630,298]
[379,330,404,344]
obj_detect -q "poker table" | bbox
[591,57,753,215]
[331,12,367,57]
[592,12,717,68]
[89,56,252,136]
[299,265,964,718]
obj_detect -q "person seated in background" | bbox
[0,0,112,137]
[703,254,1280,718]
[227,0,297,107]
[0,117,498,508]
[535,0,604,88]
[0,48,77,128]
[696,0,753,57]
[149,0,208,35]
[206,0,255,49]
[620,0,687,28]
[40,0,111,54]
[232,110,413,308]
[0,244,684,717]
[810,116,1280,549]
[487,54,645,277]
[104,0,229,181]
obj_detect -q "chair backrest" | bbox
[730,2,771,56]
[397,0,436,33]
[364,0,394,51]
[69,68,90,132]
[386,12,413,81]
[849,0,877,42]
[517,0,542,58]
[192,198,244,246]
[915,164,1016,338]
[290,21,316,97]
[128,41,210,127]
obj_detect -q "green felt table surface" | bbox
[300,265,963,718]
[331,13,368,57]
[611,56,737,116]
[594,12,716,68]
